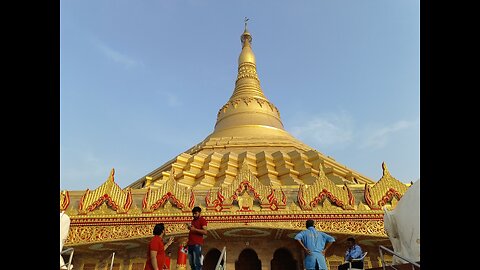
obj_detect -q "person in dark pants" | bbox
[338,237,364,270]
[186,206,208,270]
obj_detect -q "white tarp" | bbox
[383,179,420,264]
[60,211,72,269]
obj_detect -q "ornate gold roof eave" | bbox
[77,168,133,215]
[61,161,395,227]
[142,167,195,213]
[63,166,388,245]
[364,162,409,210]
[62,159,381,219]
[297,162,355,210]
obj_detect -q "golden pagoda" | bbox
[60,22,412,270]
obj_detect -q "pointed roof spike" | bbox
[381,162,390,176]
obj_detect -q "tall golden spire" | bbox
[213,19,285,136]
[232,17,263,100]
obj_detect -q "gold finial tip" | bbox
[381,162,390,176]
[241,17,252,44]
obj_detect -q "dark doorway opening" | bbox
[203,248,222,270]
[271,248,298,270]
[235,248,261,270]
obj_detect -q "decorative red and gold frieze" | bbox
[64,211,385,246]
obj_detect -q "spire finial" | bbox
[241,17,252,45]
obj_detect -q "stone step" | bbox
[366,261,420,270]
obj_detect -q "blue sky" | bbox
[60,0,420,191]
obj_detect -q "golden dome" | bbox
[128,24,375,190]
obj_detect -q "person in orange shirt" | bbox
[144,223,174,270]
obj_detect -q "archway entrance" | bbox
[203,248,221,270]
[271,248,298,270]
[235,248,261,270]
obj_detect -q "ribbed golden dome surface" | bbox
[127,25,375,190]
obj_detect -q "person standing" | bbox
[145,223,174,270]
[338,237,364,270]
[186,206,208,270]
[294,219,335,270]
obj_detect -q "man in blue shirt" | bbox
[338,237,364,270]
[294,219,335,270]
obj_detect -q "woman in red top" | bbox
[144,223,174,270]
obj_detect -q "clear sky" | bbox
[60,0,419,191]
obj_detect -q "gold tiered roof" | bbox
[128,24,374,190]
